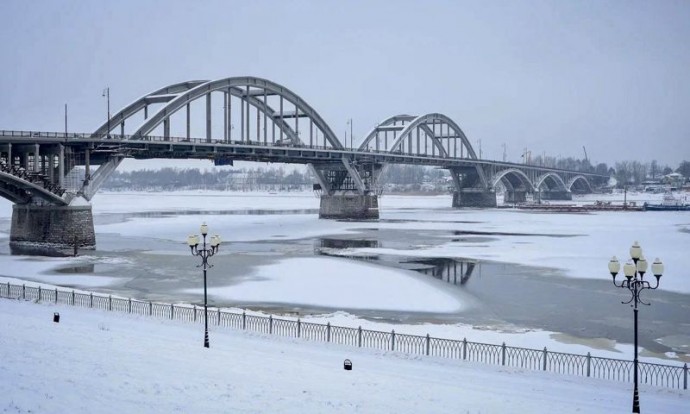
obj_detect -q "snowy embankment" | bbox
[1,299,687,414]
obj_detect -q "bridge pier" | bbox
[504,190,527,204]
[452,189,497,208]
[319,193,379,220]
[540,190,573,201]
[10,203,95,256]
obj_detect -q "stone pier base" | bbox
[319,193,379,220]
[10,204,96,256]
[540,191,573,201]
[504,191,527,204]
[452,190,497,208]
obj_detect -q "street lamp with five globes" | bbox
[188,223,221,348]
[608,241,664,413]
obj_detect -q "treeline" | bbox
[103,167,313,191]
[102,165,451,191]
[524,156,609,186]
[101,160,690,191]
[613,160,689,187]
[527,156,690,188]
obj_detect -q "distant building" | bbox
[662,173,685,190]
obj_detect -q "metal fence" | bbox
[1,281,687,390]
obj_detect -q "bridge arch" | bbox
[129,77,343,149]
[534,172,568,191]
[358,113,477,159]
[490,168,535,192]
[92,81,208,137]
[567,175,593,192]
[0,171,67,205]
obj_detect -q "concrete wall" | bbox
[504,191,527,204]
[10,204,95,255]
[319,194,379,220]
[452,190,497,208]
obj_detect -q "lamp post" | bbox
[102,87,110,136]
[187,223,221,348]
[347,118,353,150]
[608,241,664,413]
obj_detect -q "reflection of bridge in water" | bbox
[405,258,478,286]
[0,76,605,254]
[315,238,478,286]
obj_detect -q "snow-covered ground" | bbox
[1,299,687,414]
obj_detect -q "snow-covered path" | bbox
[0,299,686,413]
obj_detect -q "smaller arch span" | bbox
[535,172,568,191]
[490,168,535,192]
[566,175,593,192]
[0,171,68,206]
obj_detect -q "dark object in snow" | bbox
[53,312,60,323]
[344,359,352,371]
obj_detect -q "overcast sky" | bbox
[1,0,688,169]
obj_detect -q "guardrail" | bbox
[1,281,686,390]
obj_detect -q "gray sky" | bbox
[1,0,688,168]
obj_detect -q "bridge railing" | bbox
[0,129,369,153]
[0,129,449,160]
[1,281,686,390]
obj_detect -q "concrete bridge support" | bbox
[504,190,527,204]
[10,203,95,256]
[452,189,497,208]
[319,193,379,220]
[540,190,573,201]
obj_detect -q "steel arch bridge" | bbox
[0,75,606,252]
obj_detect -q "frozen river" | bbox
[0,190,688,363]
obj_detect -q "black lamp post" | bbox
[608,241,664,413]
[188,223,221,348]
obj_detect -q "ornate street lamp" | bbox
[188,223,221,348]
[608,241,664,413]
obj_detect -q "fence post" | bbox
[38,286,41,302]
[22,284,25,300]
[391,330,396,351]
[128,298,132,314]
[55,288,58,304]
[194,306,197,322]
[543,347,548,371]
[170,304,174,319]
[327,322,331,342]
[297,319,301,338]
[269,315,273,334]
[6,282,9,297]
[242,311,246,330]
[586,352,591,377]
[149,301,152,316]
[109,295,112,311]
[217,309,220,325]
[684,363,688,390]
[72,290,75,306]
[501,343,506,366]
[89,292,93,308]
[426,334,430,356]
[462,338,467,360]
[358,326,362,348]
